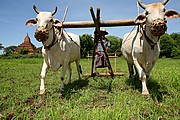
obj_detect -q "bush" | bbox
[0,53,42,59]
[160,34,177,58]
[19,48,29,55]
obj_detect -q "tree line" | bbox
[80,33,180,59]
[1,33,180,59]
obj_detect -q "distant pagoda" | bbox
[15,33,36,54]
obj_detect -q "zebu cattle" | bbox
[25,5,82,95]
[121,0,179,95]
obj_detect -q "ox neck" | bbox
[143,25,160,50]
[43,27,58,50]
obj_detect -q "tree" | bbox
[170,33,180,46]
[171,46,180,58]
[3,46,17,55]
[160,33,177,58]
[80,34,94,58]
[106,35,122,56]
[0,43,4,50]
[19,48,29,55]
[80,34,123,58]
[170,33,180,58]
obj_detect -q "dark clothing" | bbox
[95,52,108,68]
[95,37,110,68]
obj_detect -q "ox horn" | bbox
[52,7,58,16]
[162,0,169,5]
[138,0,146,9]
[33,5,40,14]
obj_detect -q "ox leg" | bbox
[39,60,49,95]
[60,64,68,93]
[68,63,72,83]
[141,76,149,95]
[134,66,139,77]
[133,59,149,95]
[76,60,81,80]
[128,63,134,78]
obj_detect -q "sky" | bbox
[0,0,179,53]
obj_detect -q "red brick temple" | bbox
[15,33,36,54]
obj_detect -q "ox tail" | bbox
[79,65,82,74]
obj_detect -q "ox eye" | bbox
[145,11,149,15]
[36,18,38,21]
[50,19,53,22]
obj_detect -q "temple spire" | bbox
[24,32,31,43]
[14,32,36,54]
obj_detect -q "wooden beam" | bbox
[100,19,136,27]
[62,19,136,28]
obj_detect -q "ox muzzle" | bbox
[34,26,49,42]
[149,18,167,36]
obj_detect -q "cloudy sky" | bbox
[0,0,179,52]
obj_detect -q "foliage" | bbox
[171,46,180,59]
[79,33,180,59]
[106,35,122,56]
[169,33,180,58]
[0,58,179,119]
[0,43,4,50]
[80,34,122,58]
[3,46,17,55]
[19,48,29,55]
[0,53,42,59]
[160,33,179,58]
[80,34,94,58]
[170,32,180,46]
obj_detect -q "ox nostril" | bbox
[164,19,167,23]
[45,24,48,29]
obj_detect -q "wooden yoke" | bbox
[90,7,114,77]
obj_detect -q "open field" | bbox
[0,57,180,119]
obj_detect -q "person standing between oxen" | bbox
[95,29,110,68]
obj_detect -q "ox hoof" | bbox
[142,91,149,95]
[39,89,45,95]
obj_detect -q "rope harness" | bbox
[46,27,82,50]
[40,27,62,50]
[122,24,161,50]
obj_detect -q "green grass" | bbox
[0,57,179,120]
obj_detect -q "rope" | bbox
[63,29,82,50]
[60,5,82,50]
[122,26,136,44]
[137,1,140,15]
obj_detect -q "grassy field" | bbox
[0,57,179,120]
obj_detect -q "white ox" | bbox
[121,0,179,95]
[25,5,82,95]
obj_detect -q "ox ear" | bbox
[25,19,37,26]
[134,14,146,24]
[53,19,62,27]
[165,10,180,19]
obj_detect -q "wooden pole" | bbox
[90,7,100,76]
[114,53,116,73]
[62,6,69,23]
[90,7,114,77]
[62,19,136,28]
